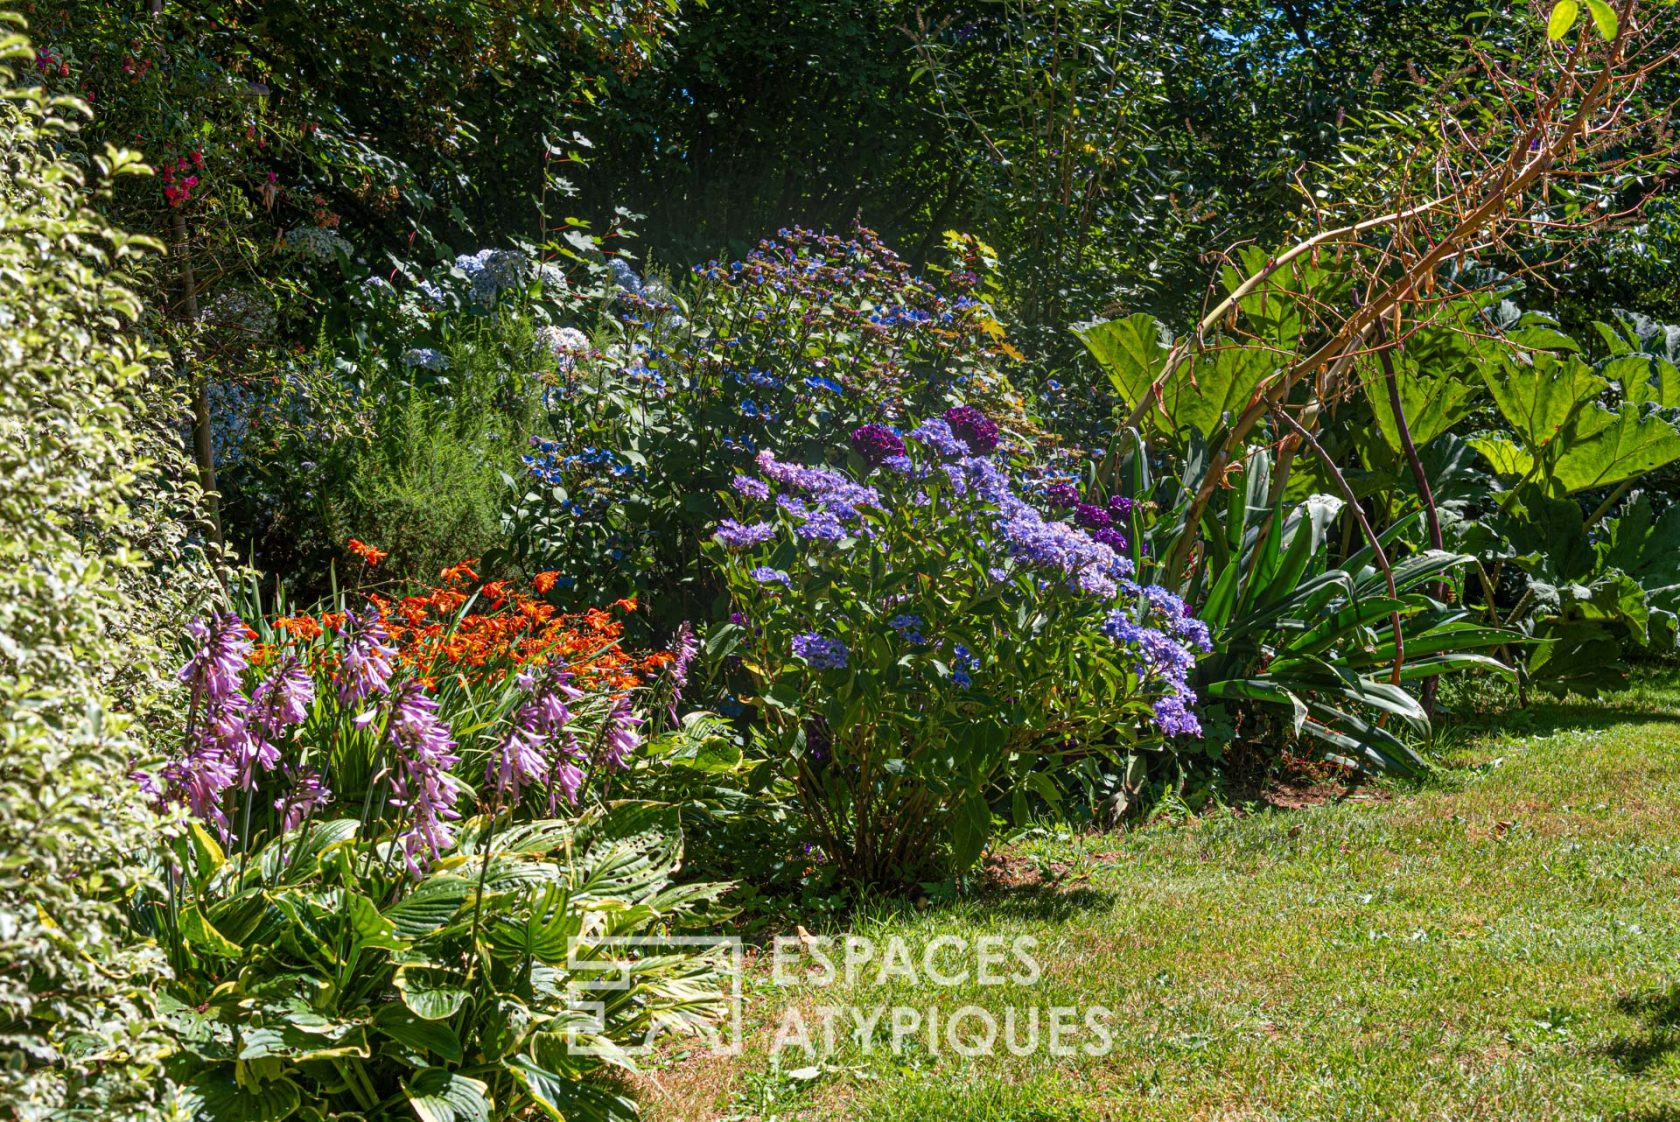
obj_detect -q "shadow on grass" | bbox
[1603,983,1680,1076]
[1439,694,1680,740]
[974,882,1117,922]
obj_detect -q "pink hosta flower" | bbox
[386,681,464,874]
[167,613,256,837]
[602,695,643,771]
[274,765,333,832]
[336,605,395,705]
[667,621,699,722]
[489,660,584,807]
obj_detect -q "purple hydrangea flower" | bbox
[796,510,847,543]
[792,632,849,670]
[1152,694,1203,738]
[850,423,906,467]
[952,644,979,689]
[889,614,926,644]
[732,474,771,501]
[944,405,1000,454]
[716,519,778,549]
[1092,527,1130,551]
[908,418,966,458]
[1045,482,1080,509]
[1074,502,1112,530]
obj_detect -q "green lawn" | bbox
[643,672,1680,1121]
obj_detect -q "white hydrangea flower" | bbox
[401,347,449,371]
[284,225,353,260]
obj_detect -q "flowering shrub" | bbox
[145,562,675,863]
[504,227,1034,616]
[705,409,1210,887]
[135,568,728,1121]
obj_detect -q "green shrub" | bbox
[0,15,217,1117]
[704,414,1209,888]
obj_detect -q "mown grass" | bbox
[641,671,1680,1121]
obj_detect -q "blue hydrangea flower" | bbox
[792,632,849,670]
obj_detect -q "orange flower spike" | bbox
[532,570,560,593]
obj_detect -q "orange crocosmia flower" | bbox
[274,615,323,641]
[439,559,480,586]
[320,612,348,633]
[611,597,638,613]
[481,580,513,605]
[347,538,389,566]
[532,570,560,593]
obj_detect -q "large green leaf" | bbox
[1479,352,1605,455]
[1604,353,1680,409]
[374,1004,464,1063]
[1469,434,1535,480]
[1359,352,1482,453]
[345,891,408,953]
[385,876,473,937]
[1528,619,1628,696]
[1598,494,1680,614]
[948,787,992,870]
[505,1056,639,1122]
[185,1070,301,1122]
[1160,343,1275,442]
[405,1069,491,1122]
[1551,404,1680,494]
[178,903,243,959]
[395,965,470,1021]
[1072,313,1168,419]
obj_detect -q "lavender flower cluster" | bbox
[157,612,323,841]
[719,407,1210,738]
